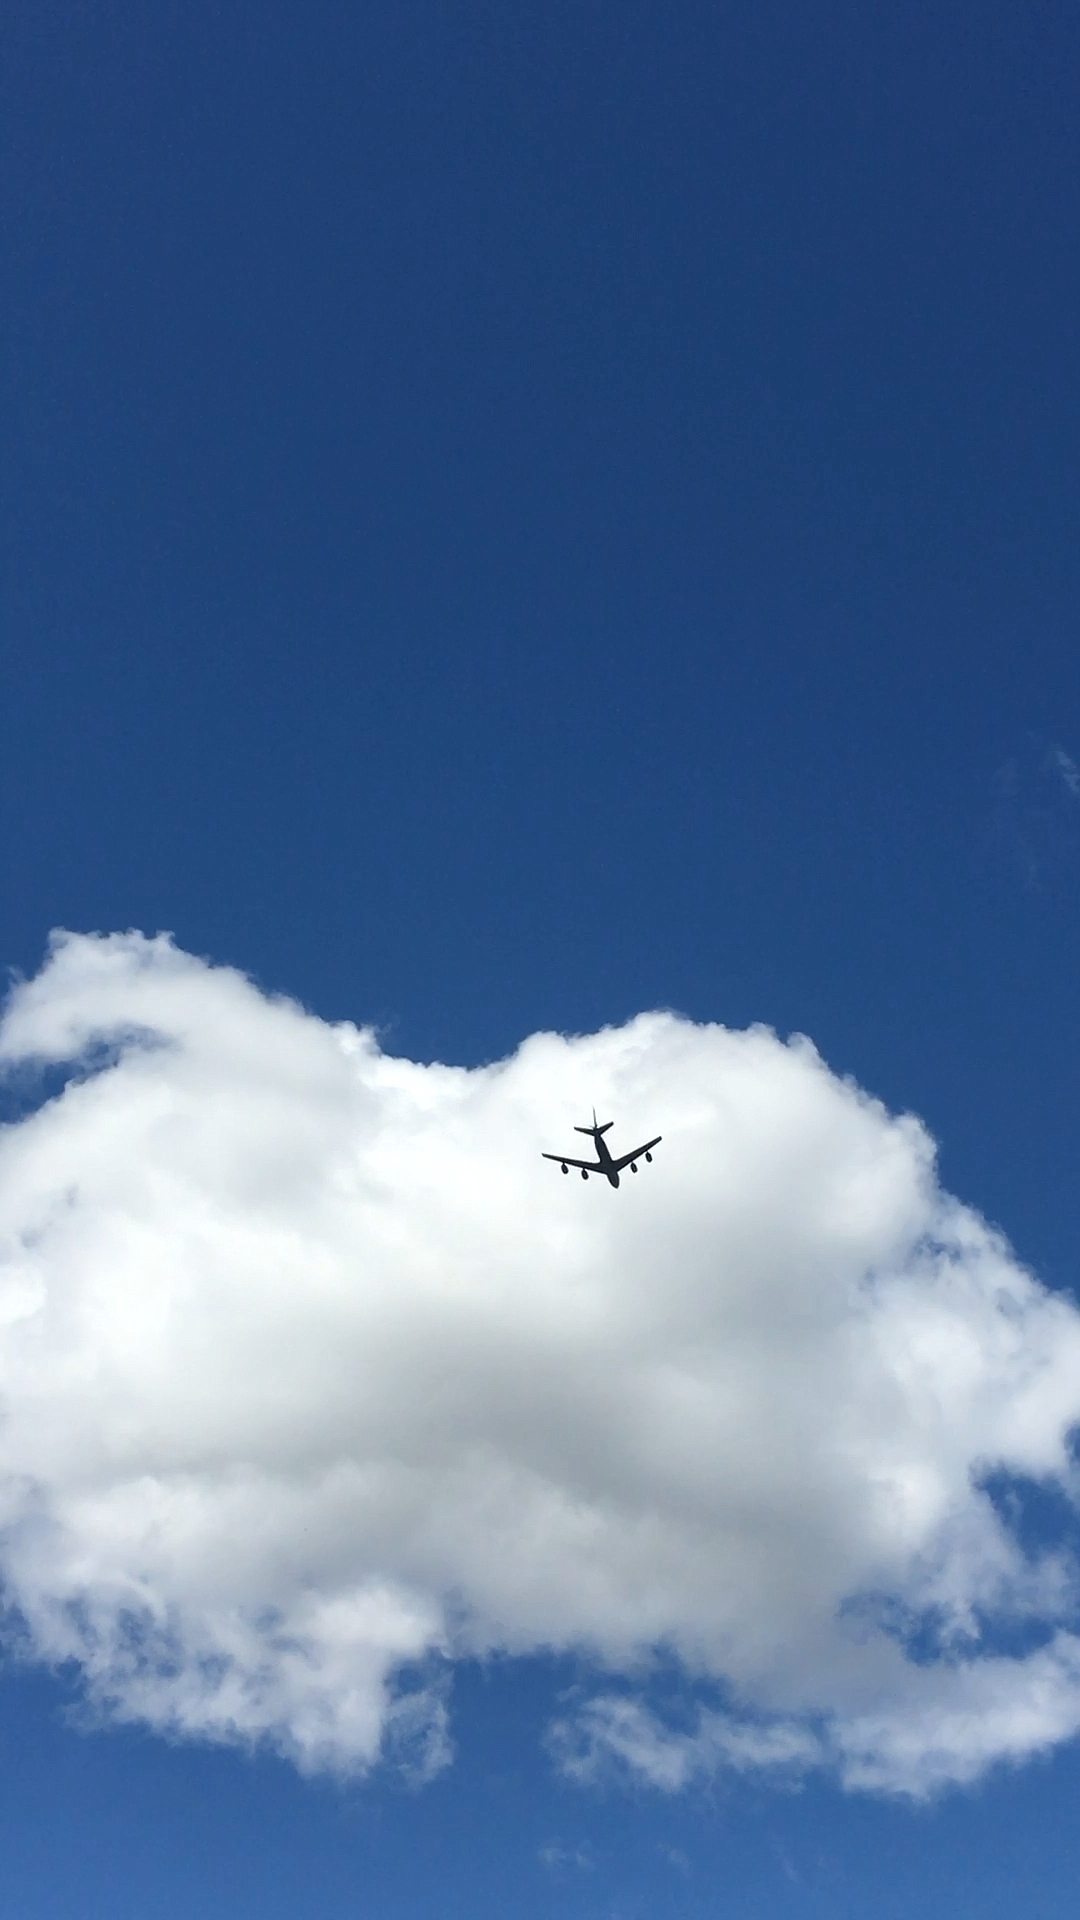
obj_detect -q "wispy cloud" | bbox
[539,1841,595,1873]
[992,736,1080,885]
[4,933,1080,1796]
[1050,745,1080,799]
[550,1696,821,1791]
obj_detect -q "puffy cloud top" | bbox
[2,932,1080,1794]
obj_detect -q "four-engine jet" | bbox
[542,1111,661,1188]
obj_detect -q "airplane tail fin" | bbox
[575,1112,613,1136]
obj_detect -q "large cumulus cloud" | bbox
[2,931,1080,1795]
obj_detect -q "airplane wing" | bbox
[609,1135,662,1174]
[542,1152,601,1172]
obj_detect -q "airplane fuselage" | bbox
[591,1132,620,1187]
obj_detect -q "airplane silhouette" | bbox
[542,1111,662,1188]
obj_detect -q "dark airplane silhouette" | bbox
[542,1111,662,1188]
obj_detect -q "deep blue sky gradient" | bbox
[4,3,1080,1911]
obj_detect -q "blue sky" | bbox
[3,3,1080,1914]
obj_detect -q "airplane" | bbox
[542,1110,661,1188]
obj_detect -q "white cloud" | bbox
[2,930,1080,1794]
